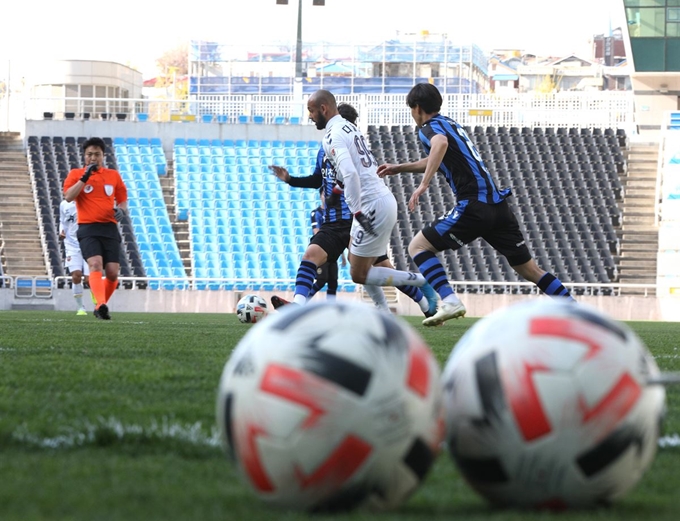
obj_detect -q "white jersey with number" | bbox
[323,114,391,215]
[59,200,80,252]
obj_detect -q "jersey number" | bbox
[455,125,484,164]
[354,135,377,168]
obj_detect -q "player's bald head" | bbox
[309,89,337,110]
[307,89,339,130]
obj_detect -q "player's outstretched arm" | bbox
[377,158,428,177]
[269,165,291,184]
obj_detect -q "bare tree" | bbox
[156,42,188,77]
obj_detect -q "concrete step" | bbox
[0,218,38,226]
[625,187,656,196]
[625,179,657,189]
[621,200,655,209]
[620,224,657,233]
[622,216,655,225]
[622,207,655,215]
[4,243,44,253]
[621,210,655,218]
[1,189,34,199]
[1,177,34,186]
[3,270,49,277]
[0,199,37,207]
[621,242,658,251]
[0,214,41,221]
[5,258,46,267]
[626,170,658,179]
[618,274,657,284]
[620,259,656,269]
[2,241,43,249]
[0,151,27,159]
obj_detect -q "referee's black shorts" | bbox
[77,222,122,266]
[423,199,532,267]
[310,220,351,264]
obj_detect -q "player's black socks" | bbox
[413,251,454,299]
[294,260,317,299]
[537,272,576,301]
[397,285,423,302]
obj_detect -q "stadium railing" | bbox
[24,92,635,134]
[33,277,658,297]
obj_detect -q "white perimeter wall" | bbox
[2,288,679,322]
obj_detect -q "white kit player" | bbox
[59,199,91,315]
[308,89,429,294]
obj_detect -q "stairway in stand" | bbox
[0,132,48,277]
[617,141,659,295]
[158,159,192,277]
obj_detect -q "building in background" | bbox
[621,0,680,132]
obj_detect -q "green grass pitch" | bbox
[0,311,678,521]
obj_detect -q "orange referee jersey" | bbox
[63,167,128,224]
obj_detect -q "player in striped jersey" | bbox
[306,194,342,301]
[378,83,575,326]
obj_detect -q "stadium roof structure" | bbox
[359,40,488,75]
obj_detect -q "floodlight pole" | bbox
[295,0,303,80]
[277,0,324,112]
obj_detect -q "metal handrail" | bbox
[48,276,658,296]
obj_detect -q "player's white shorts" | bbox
[65,248,89,276]
[349,192,397,258]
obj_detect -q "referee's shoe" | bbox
[422,301,466,327]
[94,303,111,320]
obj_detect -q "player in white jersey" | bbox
[307,89,432,299]
[59,199,91,315]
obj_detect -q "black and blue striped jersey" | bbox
[310,205,324,231]
[419,114,510,204]
[312,146,352,224]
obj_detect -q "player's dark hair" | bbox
[406,83,442,114]
[82,137,106,153]
[338,103,358,124]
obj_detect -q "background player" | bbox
[306,189,343,302]
[59,199,92,315]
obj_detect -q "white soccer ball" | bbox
[236,294,268,324]
[442,299,666,509]
[216,301,444,512]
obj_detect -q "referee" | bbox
[63,137,128,320]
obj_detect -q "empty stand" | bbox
[173,138,353,291]
[115,137,181,287]
[371,125,626,294]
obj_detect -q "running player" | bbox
[270,100,437,315]
[378,82,575,326]
[307,90,432,299]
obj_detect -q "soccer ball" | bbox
[236,294,267,324]
[442,299,666,509]
[216,301,443,512]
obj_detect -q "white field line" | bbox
[8,416,679,450]
[658,434,680,448]
[11,416,222,450]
